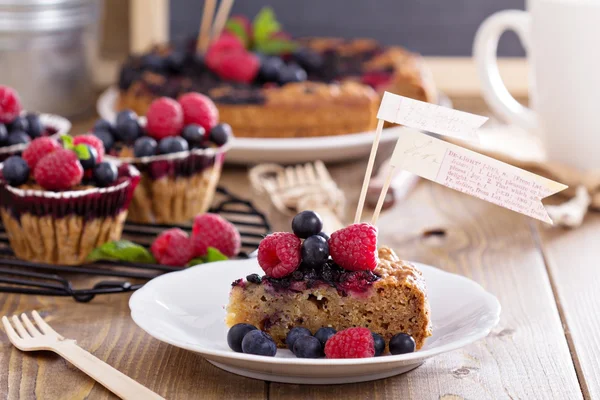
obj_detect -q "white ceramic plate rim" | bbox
[129,259,501,366]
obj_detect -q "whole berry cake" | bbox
[226,211,432,352]
[0,136,139,265]
[117,8,437,138]
[91,93,231,224]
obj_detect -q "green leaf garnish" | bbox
[87,240,156,264]
[225,19,249,48]
[252,7,281,45]
[186,247,228,267]
[187,257,205,267]
[255,38,298,55]
[60,135,74,150]
[73,144,91,160]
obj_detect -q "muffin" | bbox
[0,135,139,265]
[93,92,231,224]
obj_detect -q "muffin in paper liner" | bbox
[0,113,72,162]
[110,141,231,224]
[0,164,140,266]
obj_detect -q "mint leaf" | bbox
[61,135,74,149]
[73,144,91,160]
[205,247,228,263]
[253,7,281,45]
[87,240,156,263]
[225,19,249,48]
[255,39,298,55]
[187,257,205,267]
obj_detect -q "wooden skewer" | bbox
[354,119,385,224]
[371,165,396,225]
[211,0,235,42]
[197,0,217,53]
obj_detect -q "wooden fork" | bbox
[2,311,163,400]
[249,161,346,232]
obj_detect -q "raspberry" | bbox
[361,71,394,90]
[191,213,241,257]
[146,97,184,140]
[22,137,61,170]
[329,223,378,271]
[257,232,302,278]
[205,33,245,70]
[212,51,260,84]
[34,149,83,190]
[151,228,194,266]
[74,134,105,162]
[0,86,22,124]
[324,327,375,359]
[178,93,219,133]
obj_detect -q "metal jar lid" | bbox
[0,0,100,32]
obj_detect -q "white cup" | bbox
[474,0,600,171]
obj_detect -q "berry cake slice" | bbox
[226,213,432,351]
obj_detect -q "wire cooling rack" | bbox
[0,187,270,302]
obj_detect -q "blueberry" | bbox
[166,51,187,72]
[314,327,336,347]
[389,333,416,355]
[278,64,307,85]
[141,53,167,72]
[7,131,31,146]
[134,137,158,157]
[93,130,115,152]
[78,145,98,170]
[0,124,8,145]
[259,56,285,82]
[93,162,118,187]
[115,119,141,144]
[115,109,137,126]
[292,211,323,239]
[8,116,28,133]
[182,124,206,147]
[286,326,311,350]
[301,235,329,267]
[118,67,138,90]
[317,231,329,241]
[293,48,324,72]
[158,136,189,154]
[2,156,29,186]
[209,123,231,146]
[241,330,277,357]
[26,114,43,138]
[227,323,258,353]
[293,335,323,358]
[94,118,114,134]
[246,274,262,284]
[372,332,385,356]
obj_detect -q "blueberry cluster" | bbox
[0,114,46,147]
[256,49,323,86]
[227,323,276,357]
[91,110,230,157]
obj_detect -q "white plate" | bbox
[98,87,452,165]
[129,258,501,384]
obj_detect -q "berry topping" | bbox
[134,137,158,157]
[9,116,28,133]
[158,136,189,154]
[293,335,323,358]
[278,64,307,85]
[78,145,98,170]
[34,148,83,190]
[93,131,114,153]
[324,327,375,359]
[258,56,284,82]
[241,330,277,357]
[22,137,61,170]
[2,156,30,186]
[25,114,43,138]
[150,228,194,266]
[116,109,137,126]
[286,326,311,350]
[361,71,394,91]
[74,134,105,163]
[329,223,378,271]
[7,131,30,146]
[213,51,260,84]
[338,270,379,294]
[209,123,232,146]
[205,33,245,70]
[317,231,329,241]
[389,333,415,355]
[115,119,142,144]
[257,232,302,278]
[0,86,22,124]
[314,327,337,347]
[372,332,385,356]
[0,124,8,145]
[227,323,258,353]
[141,53,167,72]
[246,273,262,284]
[146,97,184,139]
[191,213,241,257]
[292,210,323,239]
[93,118,114,133]
[293,48,324,72]
[182,124,207,147]
[178,92,219,133]
[92,161,118,187]
[301,235,329,267]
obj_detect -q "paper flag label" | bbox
[377,92,488,142]
[389,129,568,224]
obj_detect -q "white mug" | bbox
[474,0,600,171]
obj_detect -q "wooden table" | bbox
[1,98,598,400]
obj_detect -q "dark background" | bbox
[169,0,526,56]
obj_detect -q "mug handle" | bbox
[473,10,537,130]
